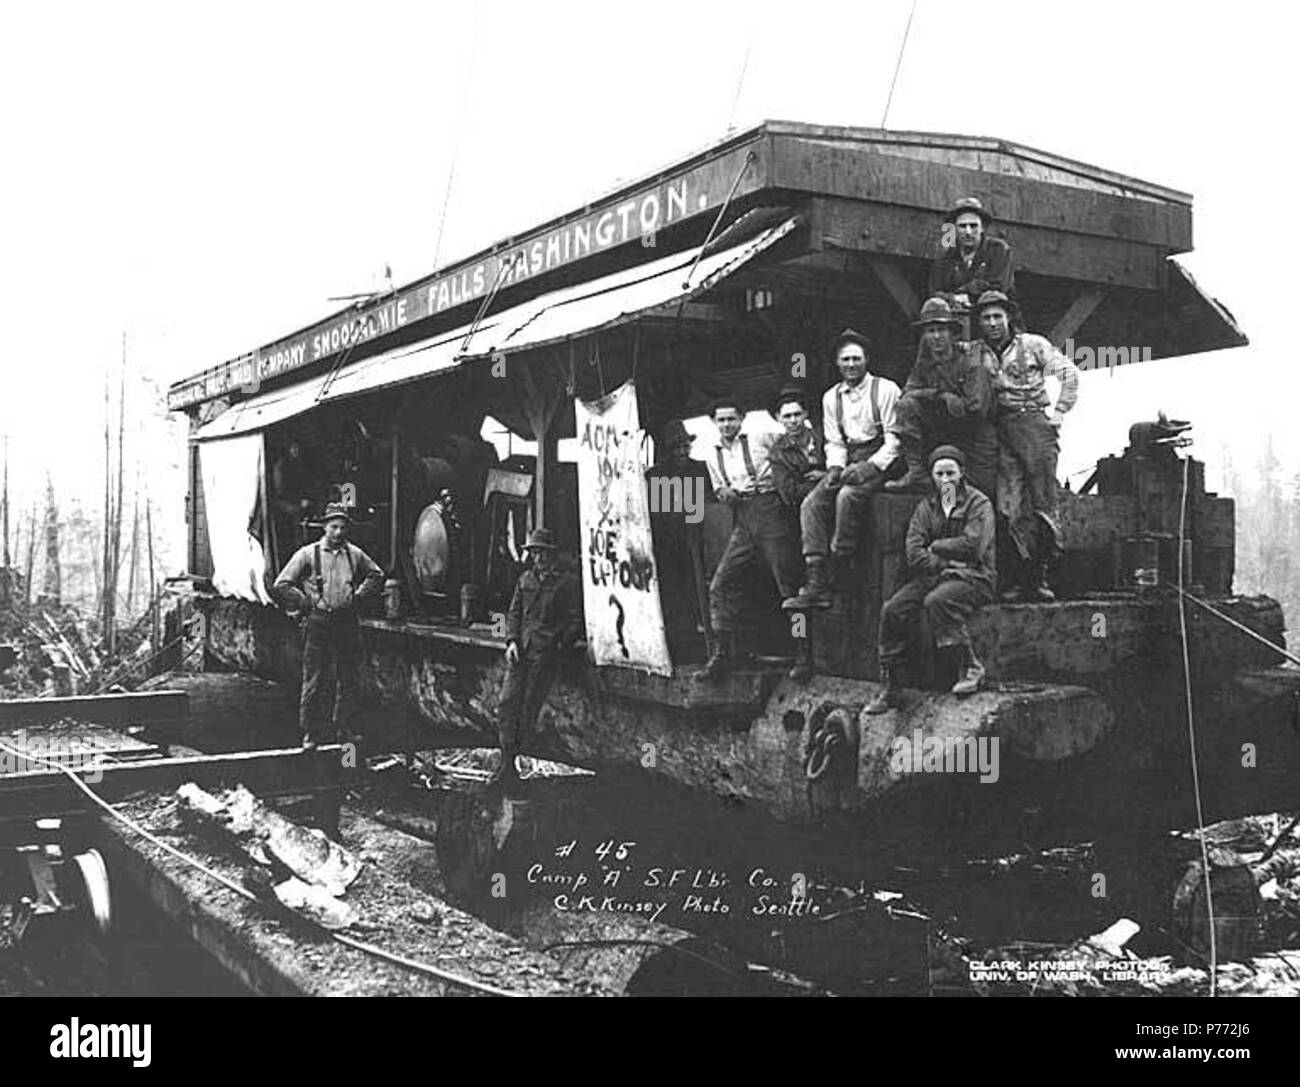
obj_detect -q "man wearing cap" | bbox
[886,296,998,496]
[928,197,1015,309]
[865,445,995,713]
[699,398,801,679]
[273,504,386,748]
[973,290,1080,601]
[767,387,825,681]
[782,329,901,611]
[767,386,826,509]
[496,528,583,788]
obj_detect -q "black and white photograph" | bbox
[0,0,1295,1060]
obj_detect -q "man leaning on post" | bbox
[273,502,385,749]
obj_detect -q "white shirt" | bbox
[706,430,776,496]
[821,375,902,470]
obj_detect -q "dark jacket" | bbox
[902,341,995,421]
[928,236,1015,300]
[505,564,584,654]
[768,424,826,507]
[904,483,996,590]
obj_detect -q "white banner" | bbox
[575,381,673,675]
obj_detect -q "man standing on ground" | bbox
[783,329,902,611]
[700,399,802,679]
[497,528,583,788]
[886,296,997,498]
[973,290,1080,601]
[273,503,385,748]
[865,445,995,713]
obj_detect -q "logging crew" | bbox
[783,329,901,611]
[273,503,385,748]
[865,445,995,713]
[700,398,802,679]
[497,528,584,789]
[974,290,1080,601]
[928,197,1015,308]
[886,296,998,497]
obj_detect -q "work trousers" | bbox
[709,492,803,633]
[878,576,993,664]
[800,466,892,558]
[996,410,1062,561]
[894,395,999,501]
[498,647,562,751]
[299,610,361,744]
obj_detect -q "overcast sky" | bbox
[0,0,1294,557]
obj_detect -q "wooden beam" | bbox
[811,198,1168,290]
[869,256,920,319]
[773,138,1191,250]
[0,690,188,729]
[1049,286,1106,347]
[0,745,350,822]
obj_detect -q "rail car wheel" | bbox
[71,849,113,936]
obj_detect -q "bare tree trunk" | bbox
[146,490,159,654]
[2,433,10,567]
[42,475,61,605]
[102,358,112,639]
[126,488,140,618]
[24,502,37,605]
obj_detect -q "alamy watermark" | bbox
[1062,338,1151,373]
[890,730,1000,783]
[0,730,104,783]
[646,474,704,524]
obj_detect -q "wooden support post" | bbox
[1049,286,1106,348]
[259,434,275,583]
[389,429,400,570]
[519,361,563,531]
[869,256,920,319]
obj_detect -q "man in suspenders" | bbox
[699,399,802,679]
[273,503,385,749]
[784,329,903,611]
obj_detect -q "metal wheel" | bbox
[72,849,112,936]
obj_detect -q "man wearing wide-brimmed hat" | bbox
[885,296,998,496]
[928,197,1015,308]
[972,289,1080,602]
[865,444,995,713]
[495,527,583,788]
[274,502,385,749]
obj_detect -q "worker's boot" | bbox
[787,639,814,683]
[863,662,904,714]
[782,557,833,610]
[950,642,986,697]
[885,448,929,493]
[1026,557,1056,602]
[698,632,737,680]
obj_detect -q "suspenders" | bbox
[835,377,881,447]
[312,542,356,604]
[714,434,758,489]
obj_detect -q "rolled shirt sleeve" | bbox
[867,381,902,471]
[822,386,847,470]
[1038,336,1080,416]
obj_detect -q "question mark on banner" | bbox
[608,594,629,658]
